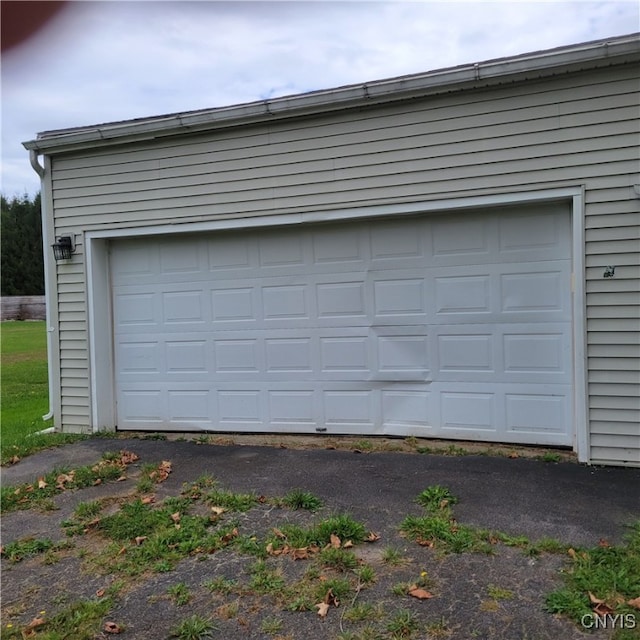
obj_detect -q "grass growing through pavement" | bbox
[0,451,136,513]
[400,485,494,555]
[401,485,572,558]
[1,537,55,562]
[1,597,116,640]
[545,521,640,632]
[169,614,216,639]
[0,321,87,464]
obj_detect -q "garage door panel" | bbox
[437,333,494,373]
[381,389,432,428]
[114,291,159,328]
[499,269,567,315]
[208,235,256,271]
[258,231,307,268]
[113,206,573,445]
[505,392,570,437]
[372,273,427,319]
[211,286,258,323]
[441,391,497,431]
[313,226,365,264]
[370,219,426,261]
[168,390,213,425]
[431,215,491,260]
[498,208,570,259]
[316,281,367,319]
[434,274,491,316]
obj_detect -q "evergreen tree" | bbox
[1,193,45,295]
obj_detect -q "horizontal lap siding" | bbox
[50,63,640,462]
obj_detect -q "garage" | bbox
[111,202,573,446]
[25,34,640,465]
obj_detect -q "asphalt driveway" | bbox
[1,437,639,639]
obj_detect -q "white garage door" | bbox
[111,204,574,446]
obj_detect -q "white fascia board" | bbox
[23,33,639,155]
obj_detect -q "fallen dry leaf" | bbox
[115,476,127,482]
[96,589,106,597]
[593,602,614,616]
[588,592,614,615]
[26,617,46,629]
[272,527,286,539]
[343,540,353,549]
[598,538,611,548]
[56,472,75,489]
[37,478,47,490]
[93,478,102,486]
[103,621,123,634]
[508,452,519,459]
[416,537,435,548]
[119,450,139,465]
[171,512,181,524]
[135,536,148,546]
[366,531,380,542]
[315,602,330,618]
[330,533,341,549]
[567,548,577,559]
[627,596,640,609]
[291,547,309,560]
[149,460,172,483]
[221,528,239,544]
[211,506,225,516]
[140,495,155,505]
[409,586,434,600]
[9,455,20,464]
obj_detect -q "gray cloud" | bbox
[2,0,638,197]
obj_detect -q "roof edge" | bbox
[23,32,640,154]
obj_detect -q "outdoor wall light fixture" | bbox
[52,235,75,261]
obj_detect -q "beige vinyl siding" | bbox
[49,61,640,464]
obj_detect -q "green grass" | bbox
[1,452,132,513]
[266,514,367,551]
[170,614,216,639]
[0,537,55,562]
[319,546,359,571]
[0,321,87,464]
[167,582,192,606]
[386,608,419,638]
[415,486,459,512]
[202,576,238,595]
[248,560,286,594]
[280,488,323,511]
[545,521,640,632]
[1,321,50,440]
[1,597,116,640]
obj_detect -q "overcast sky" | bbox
[2,0,638,198]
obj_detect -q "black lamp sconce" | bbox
[52,235,76,261]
